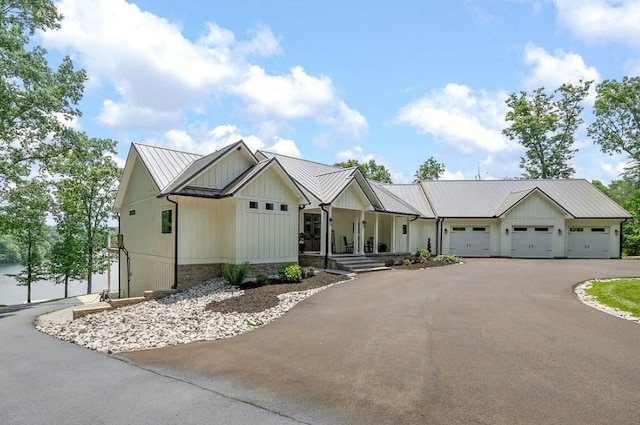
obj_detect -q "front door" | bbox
[303,213,321,251]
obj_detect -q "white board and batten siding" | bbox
[235,166,301,263]
[333,181,373,211]
[500,192,567,258]
[190,150,254,190]
[119,157,175,297]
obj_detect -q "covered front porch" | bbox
[299,207,414,257]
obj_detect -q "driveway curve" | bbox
[124,259,640,425]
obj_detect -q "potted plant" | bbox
[299,233,306,253]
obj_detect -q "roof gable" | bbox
[495,187,572,218]
[162,141,257,194]
[134,143,201,191]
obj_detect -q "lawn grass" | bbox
[586,278,640,318]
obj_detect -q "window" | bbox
[129,209,136,216]
[513,227,527,232]
[591,228,605,232]
[249,201,258,209]
[535,227,549,232]
[161,210,172,234]
[265,202,274,211]
[452,227,466,232]
[472,227,486,232]
[402,224,407,235]
[280,204,289,212]
[569,227,583,232]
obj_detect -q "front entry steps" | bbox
[333,256,390,273]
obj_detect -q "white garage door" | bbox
[511,227,553,258]
[450,226,490,257]
[567,227,610,258]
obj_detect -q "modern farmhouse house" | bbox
[114,141,631,297]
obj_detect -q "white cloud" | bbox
[553,0,640,48]
[41,0,365,140]
[396,83,512,154]
[522,43,600,91]
[150,125,301,159]
[442,169,465,180]
[266,138,301,157]
[335,146,374,163]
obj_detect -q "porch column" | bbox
[406,217,411,253]
[321,206,333,256]
[374,214,379,254]
[391,215,397,253]
[359,210,365,254]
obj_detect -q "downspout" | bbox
[436,218,443,256]
[166,196,179,289]
[320,203,330,269]
[619,218,627,259]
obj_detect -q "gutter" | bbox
[166,196,179,289]
[436,217,443,256]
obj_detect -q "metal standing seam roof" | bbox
[257,151,341,202]
[134,143,202,191]
[316,168,358,203]
[380,184,436,218]
[369,182,425,216]
[420,179,631,218]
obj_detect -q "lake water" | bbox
[0,263,120,306]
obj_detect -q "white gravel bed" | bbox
[36,278,348,354]
[575,278,640,324]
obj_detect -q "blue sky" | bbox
[39,0,640,183]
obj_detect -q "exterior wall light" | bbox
[615,229,619,236]
[558,228,563,235]
[505,228,509,235]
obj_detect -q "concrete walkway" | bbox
[124,259,640,425]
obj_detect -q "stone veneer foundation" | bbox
[177,262,294,290]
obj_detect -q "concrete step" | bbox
[333,256,390,273]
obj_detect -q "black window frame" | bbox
[161,209,172,234]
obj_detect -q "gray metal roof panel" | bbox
[381,184,436,218]
[134,143,201,190]
[258,151,346,202]
[317,168,356,203]
[370,181,424,216]
[421,180,631,218]
[221,159,272,196]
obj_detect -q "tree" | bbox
[588,76,640,182]
[48,208,85,298]
[51,133,120,294]
[0,0,86,199]
[1,178,51,303]
[414,157,445,182]
[334,158,393,183]
[592,177,640,256]
[503,81,591,179]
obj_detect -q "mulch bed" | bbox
[392,260,458,270]
[205,272,348,314]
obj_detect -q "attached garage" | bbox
[511,226,553,258]
[450,226,490,257]
[567,227,610,258]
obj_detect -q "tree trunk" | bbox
[87,245,93,294]
[27,239,32,304]
[64,275,69,298]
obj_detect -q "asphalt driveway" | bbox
[123,259,640,425]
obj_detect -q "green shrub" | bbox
[223,262,251,286]
[434,254,458,264]
[255,274,268,286]
[416,248,431,263]
[403,258,411,266]
[278,264,302,283]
